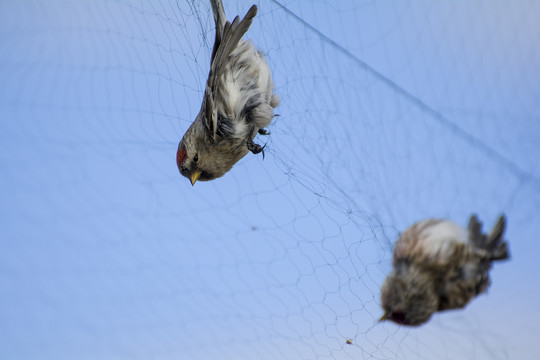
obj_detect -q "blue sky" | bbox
[1,1,539,359]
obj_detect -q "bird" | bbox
[177,0,279,186]
[379,214,509,326]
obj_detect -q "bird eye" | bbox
[194,154,199,163]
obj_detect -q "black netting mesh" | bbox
[1,1,539,359]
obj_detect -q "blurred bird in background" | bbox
[177,0,279,185]
[380,214,509,326]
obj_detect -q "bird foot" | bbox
[247,141,265,159]
[258,128,270,135]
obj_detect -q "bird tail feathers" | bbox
[210,3,257,69]
[211,0,227,32]
[468,214,509,261]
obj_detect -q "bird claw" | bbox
[258,128,270,135]
[247,141,265,159]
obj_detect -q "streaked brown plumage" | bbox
[380,214,509,326]
[177,0,279,185]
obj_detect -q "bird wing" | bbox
[466,214,489,249]
[202,4,258,141]
[436,214,509,311]
[437,260,487,311]
[210,0,226,61]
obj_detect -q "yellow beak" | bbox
[378,311,389,323]
[190,170,201,186]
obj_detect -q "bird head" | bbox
[379,269,438,326]
[177,136,214,186]
[177,122,243,185]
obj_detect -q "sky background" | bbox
[1,0,539,359]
